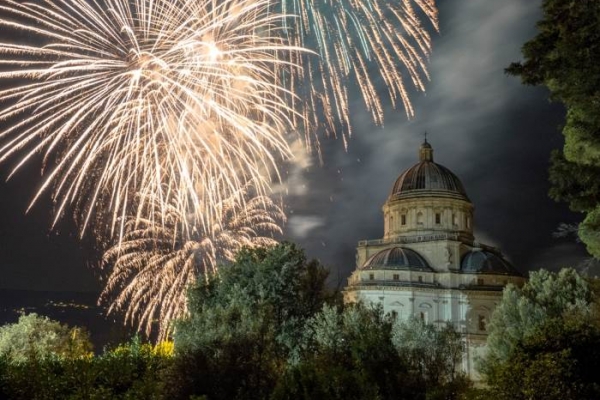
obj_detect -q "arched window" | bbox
[452,213,457,226]
[478,315,487,331]
[417,212,424,225]
[401,214,407,226]
[469,306,490,332]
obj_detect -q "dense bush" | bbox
[0,313,92,363]
[479,268,600,398]
[172,243,469,400]
[0,337,172,400]
[0,244,472,399]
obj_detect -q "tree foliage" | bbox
[507,0,600,257]
[273,305,469,400]
[485,319,600,400]
[479,268,592,375]
[392,318,465,391]
[0,336,172,400]
[176,242,332,354]
[0,313,92,363]
[172,242,334,400]
[273,304,405,400]
[479,268,600,398]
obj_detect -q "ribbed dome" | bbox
[461,250,520,275]
[389,141,469,202]
[362,247,432,271]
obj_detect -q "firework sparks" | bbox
[101,191,284,340]
[0,0,439,339]
[0,0,304,238]
[0,0,438,237]
[281,0,438,144]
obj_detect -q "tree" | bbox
[172,242,333,400]
[176,242,333,354]
[272,304,409,400]
[0,336,172,400]
[392,318,467,398]
[548,150,600,213]
[476,267,600,399]
[479,268,592,376]
[273,304,470,400]
[484,318,600,400]
[507,0,600,257]
[0,313,92,363]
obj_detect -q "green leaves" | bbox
[508,0,600,258]
[485,319,600,400]
[580,208,600,258]
[0,336,172,400]
[172,243,333,400]
[392,318,464,387]
[0,313,92,363]
[480,268,592,376]
[479,268,600,399]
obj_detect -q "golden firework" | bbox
[101,190,285,340]
[281,0,438,145]
[0,0,304,238]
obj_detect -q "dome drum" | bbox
[383,197,474,240]
[383,140,474,240]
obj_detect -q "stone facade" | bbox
[344,140,526,378]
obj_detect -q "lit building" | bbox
[344,139,525,377]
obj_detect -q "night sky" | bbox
[0,0,592,293]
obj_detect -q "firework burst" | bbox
[0,0,304,238]
[0,0,439,339]
[101,191,284,340]
[281,0,438,145]
[0,0,438,237]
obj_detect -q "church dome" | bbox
[361,247,432,271]
[389,140,469,202]
[461,250,520,275]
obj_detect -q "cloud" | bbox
[528,242,591,273]
[272,139,313,197]
[283,0,580,282]
[287,215,325,239]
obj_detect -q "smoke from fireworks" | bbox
[101,191,284,340]
[0,0,304,238]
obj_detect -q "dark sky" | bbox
[0,0,591,292]
[282,0,591,287]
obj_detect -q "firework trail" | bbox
[0,0,439,338]
[0,0,437,237]
[280,0,438,145]
[0,0,304,238]
[101,191,284,340]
